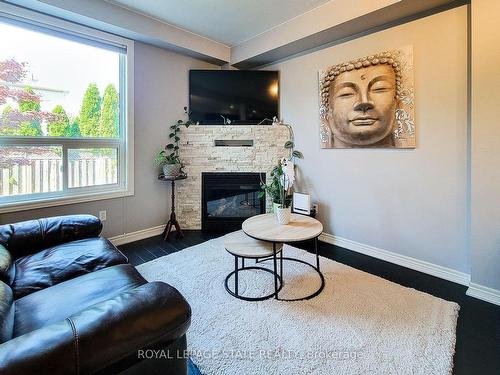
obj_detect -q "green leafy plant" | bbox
[155,107,195,167]
[259,120,303,209]
[283,140,303,160]
[258,164,292,207]
[258,168,282,204]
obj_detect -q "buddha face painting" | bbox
[319,47,415,149]
[330,64,397,147]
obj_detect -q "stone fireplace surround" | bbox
[177,125,290,229]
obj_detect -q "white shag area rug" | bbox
[136,232,459,375]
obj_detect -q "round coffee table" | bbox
[224,231,283,301]
[242,213,324,301]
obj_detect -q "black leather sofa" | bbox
[0,215,191,375]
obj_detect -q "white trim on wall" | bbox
[466,283,500,306]
[109,225,179,246]
[109,224,168,246]
[319,232,471,286]
[110,225,500,306]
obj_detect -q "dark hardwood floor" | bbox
[118,231,218,266]
[119,231,500,375]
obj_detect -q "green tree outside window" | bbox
[18,87,42,136]
[47,105,70,137]
[100,84,119,137]
[79,83,101,137]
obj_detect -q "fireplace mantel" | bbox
[176,125,289,229]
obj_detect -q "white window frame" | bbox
[0,3,134,214]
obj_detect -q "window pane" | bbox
[0,21,120,138]
[68,148,118,188]
[0,145,62,197]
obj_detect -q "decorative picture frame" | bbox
[319,45,415,149]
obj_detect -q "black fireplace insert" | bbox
[202,172,265,232]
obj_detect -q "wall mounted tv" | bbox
[189,70,279,125]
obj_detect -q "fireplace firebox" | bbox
[202,172,265,232]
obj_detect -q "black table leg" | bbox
[234,255,239,296]
[224,255,283,301]
[280,246,283,280]
[315,237,320,271]
[273,242,278,299]
[254,236,324,301]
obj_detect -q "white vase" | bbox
[163,163,181,177]
[276,207,291,225]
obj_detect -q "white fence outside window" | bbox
[0,157,117,196]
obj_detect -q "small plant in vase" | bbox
[259,119,303,224]
[155,107,196,178]
[273,157,296,224]
[258,171,287,213]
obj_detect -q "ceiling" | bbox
[106,0,331,47]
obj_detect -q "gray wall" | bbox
[267,6,469,274]
[470,0,500,291]
[0,42,217,237]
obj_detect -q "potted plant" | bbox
[258,168,291,213]
[274,158,296,224]
[155,150,182,177]
[259,171,279,212]
[259,121,303,224]
[155,107,195,177]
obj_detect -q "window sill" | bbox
[0,189,134,214]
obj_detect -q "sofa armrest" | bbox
[0,319,75,375]
[0,215,102,259]
[0,282,191,375]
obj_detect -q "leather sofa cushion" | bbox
[0,281,14,344]
[13,264,146,337]
[0,215,102,259]
[0,245,11,283]
[9,237,128,299]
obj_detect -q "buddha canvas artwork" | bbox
[319,46,415,148]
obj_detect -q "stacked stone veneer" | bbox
[177,125,290,229]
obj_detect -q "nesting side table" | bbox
[242,213,324,301]
[224,231,283,301]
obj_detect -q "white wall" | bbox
[0,42,218,237]
[267,7,469,274]
[470,0,500,292]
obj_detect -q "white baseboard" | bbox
[109,224,169,246]
[466,283,500,306]
[319,232,471,286]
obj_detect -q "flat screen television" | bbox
[189,70,279,125]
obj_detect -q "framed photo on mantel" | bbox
[292,192,311,216]
[318,45,415,149]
